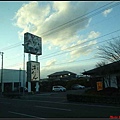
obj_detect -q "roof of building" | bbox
[82,60,120,75]
[48,71,77,77]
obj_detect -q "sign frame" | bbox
[24,32,42,55]
[27,61,40,82]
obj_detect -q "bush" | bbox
[67,87,120,105]
[67,93,120,105]
[85,87,119,96]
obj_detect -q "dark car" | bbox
[71,84,85,90]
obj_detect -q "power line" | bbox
[0,2,120,66]
[39,29,120,60]
[40,36,120,68]
[0,41,22,51]
[4,5,119,59]
[42,2,120,37]
[41,57,95,68]
[3,29,120,67]
[40,2,115,36]
[5,35,120,69]
[0,2,118,52]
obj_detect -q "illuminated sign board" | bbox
[27,61,40,82]
[97,81,103,91]
[24,32,42,55]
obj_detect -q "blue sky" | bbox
[0,1,120,78]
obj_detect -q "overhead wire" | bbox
[40,2,115,36]
[41,2,120,37]
[38,29,120,60]
[2,2,120,68]
[0,2,119,52]
[40,35,120,68]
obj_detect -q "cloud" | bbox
[13,1,97,46]
[46,59,56,66]
[13,1,100,78]
[67,31,100,60]
[102,8,113,17]
[40,60,96,78]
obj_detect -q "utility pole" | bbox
[0,52,4,95]
[19,68,21,94]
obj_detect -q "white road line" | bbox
[35,106,72,111]
[8,111,46,119]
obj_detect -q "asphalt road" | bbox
[0,90,120,119]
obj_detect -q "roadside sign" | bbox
[97,81,103,91]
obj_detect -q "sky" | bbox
[0,1,120,79]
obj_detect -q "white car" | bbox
[52,86,66,92]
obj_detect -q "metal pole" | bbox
[28,53,31,93]
[0,52,3,95]
[36,55,38,62]
[23,53,25,95]
[35,55,40,93]
[19,68,21,94]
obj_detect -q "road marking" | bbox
[35,106,72,111]
[3,98,120,109]
[8,111,46,119]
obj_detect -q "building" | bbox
[82,60,120,89]
[0,69,27,92]
[48,71,77,81]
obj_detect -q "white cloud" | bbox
[40,60,96,78]
[13,1,97,46]
[46,59,56,66]
[13,1,100,78]
[67,31,100,60]
[102,8,113,17]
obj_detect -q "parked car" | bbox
[52,86,66,92]
[71,84,85,90]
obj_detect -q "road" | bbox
[0,90,120,119]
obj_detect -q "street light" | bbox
[0,52,4,95]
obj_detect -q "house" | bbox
[82,60,120,89]
[48,71,77,81]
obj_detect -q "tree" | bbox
[95,37,120,88]
[95,61,107,68]
[96,37,120,62]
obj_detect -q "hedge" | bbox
[67,94,120,105]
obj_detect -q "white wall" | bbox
[0,69,27,86]
[104,74,118,88]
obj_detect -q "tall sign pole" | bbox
[35,55,39,92]
[23,32,42,93]
[28,53,31,93]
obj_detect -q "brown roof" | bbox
[82,60,120,75]
[48,71,76,77]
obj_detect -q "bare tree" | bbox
[97,36,120,62]
[95,37,120,88]
[95,61,107,68]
